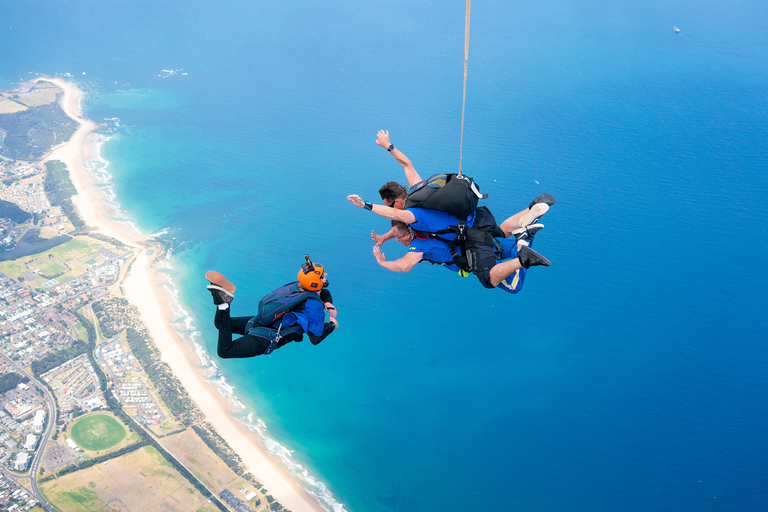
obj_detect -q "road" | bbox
[0,350,59,512]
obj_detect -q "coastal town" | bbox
[0,80,291,511]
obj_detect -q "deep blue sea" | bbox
[4,1,768,510]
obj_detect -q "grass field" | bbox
[0,236,114,284]
[40,445,221,512]
[70,414,125,451]
[28,256,68,278]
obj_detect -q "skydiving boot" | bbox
[517,246,551,269]
[206,270,234,305]
[511,223,544,246]
[518,203,549,228]
[208,286,233,305]
[528,193,556,210]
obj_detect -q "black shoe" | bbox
[511,223,544,245]
[207,284,233,305]
[528,193,556,210]
[517,246,551,269]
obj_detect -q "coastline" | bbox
[39,78,329,512]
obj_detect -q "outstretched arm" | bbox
[376,130,422,187]
[372,229,395,246]
[373,246,422,273]
[347,194,416,224]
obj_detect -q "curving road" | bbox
[0,350,59,512]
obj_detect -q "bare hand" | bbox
[324,302,337,319]
[373,245,386,265]
[347,194,365,208]
[371,230,385,246]
[376,130,391,149]
[329,317,339,329]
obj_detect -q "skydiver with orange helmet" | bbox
[207,255,337,358]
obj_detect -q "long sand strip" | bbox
[39,78,326,512]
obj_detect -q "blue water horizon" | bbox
[4,1,768,510]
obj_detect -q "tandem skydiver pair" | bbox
[347,130,555,295]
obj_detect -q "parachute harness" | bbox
[263,321,283,356]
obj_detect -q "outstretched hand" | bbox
[376,130,391,149]
[373,246,386,265]
[347,194,365,208]
[371,230,385,246]
[324,301,337,320]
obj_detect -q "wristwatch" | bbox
[387,144,394,152]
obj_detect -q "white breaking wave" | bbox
[85,133,144,235]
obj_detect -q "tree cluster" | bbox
[0,199,31,224]
[0,103,77,160]
[0,372,29,394]
[30,339,89,377]
[44,160,84,228]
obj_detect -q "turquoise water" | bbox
[3,1,768,510]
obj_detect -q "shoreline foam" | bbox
[38,77,333,512]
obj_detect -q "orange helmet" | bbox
[298,256,325,291]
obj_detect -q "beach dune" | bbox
[41,77,326,512]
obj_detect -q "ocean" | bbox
[3,0,768,510]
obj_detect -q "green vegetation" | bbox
[70,414,126,451]
[44,160,76,201]
[75,322,88,343]
[88,232,126,248]
[50,486,101,511]
[0,235,99,271]
[0,103,77,160]
[44,160,84,228]
[30,339,88,377]
[0,198,31,223]
[0,371,29,393]
[1,235,108,279]
[0,259,24,277]
[30,255,68,278]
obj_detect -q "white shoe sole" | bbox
[206,284,234,298]
[518,203,549,228]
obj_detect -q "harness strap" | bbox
[245,316,257,334]
[263,321,283,355]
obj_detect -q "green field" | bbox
[0,236,113,284]
[30,256,68,278]
[70,414,126,451]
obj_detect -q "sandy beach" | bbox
[40,78,327,512]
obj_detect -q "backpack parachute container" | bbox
[404,173,487,220]
[256,282,322,326]
[243,281,323,356]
